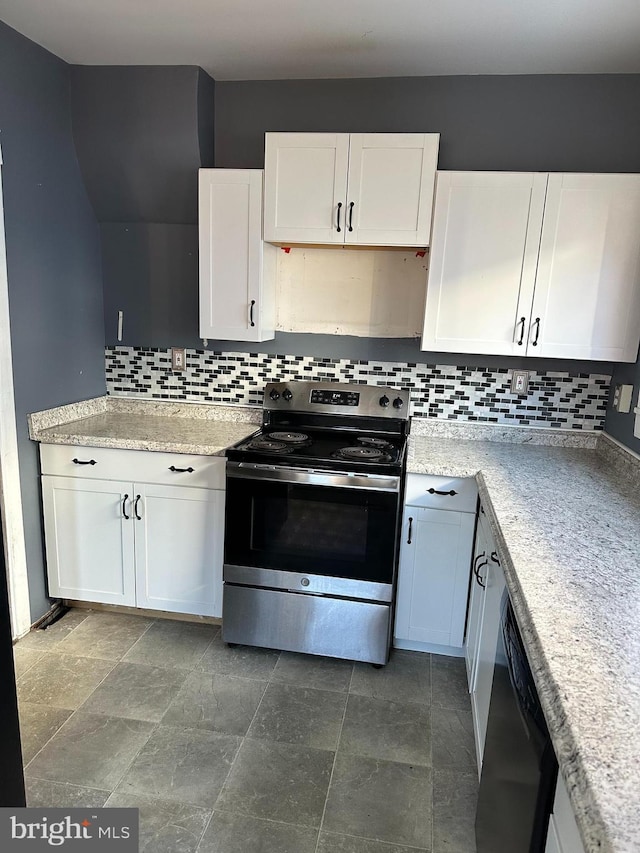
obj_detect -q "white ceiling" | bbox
[1,0,639,81]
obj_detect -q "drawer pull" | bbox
[169,465,195,473]
[407,516,413,545]
[72,458,96,466]
[427,488,457,496]
[122,494,130,520]
[134,495,142,520]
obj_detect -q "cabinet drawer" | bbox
[40,444,226,490]
[404,474,477,513]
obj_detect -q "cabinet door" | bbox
[199,169,276,341]
[470,553,506,773]
[465,510,489,688]
[545,817,563,853]
[42,476,136,606]
[422,172,547,354]
[395,505,475,649]
[531,173,640,361]
[263,133,349,244]
[133,483,224,617]
[548,774,586,853]
[345,133,439,246]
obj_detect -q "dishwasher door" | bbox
[475,592,557,853]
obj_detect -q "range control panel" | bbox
[310,389,360,407]
[263,381,410,420]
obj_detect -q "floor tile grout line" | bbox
[313,664,353,853]
[319,827,431,851]
[21,612,160,790]
[206,652,276,820]
[21,654,122,776]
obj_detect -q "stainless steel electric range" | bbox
[222,380,410,666]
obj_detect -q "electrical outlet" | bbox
[171,348,186,371]
[510,370,530,395]
[613,384,633,413]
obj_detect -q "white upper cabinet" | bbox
[422,172,546,355]
[345,134,439,246]
[199,169,276,342]
[531,173,640,361]
[264,132,439,247]
[264,133,349,244]
[422,171,640,362]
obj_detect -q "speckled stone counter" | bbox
[408,434,640,853]
[29,397,261,455]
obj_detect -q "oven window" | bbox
[225,478,398,584]
[252,496,367,561]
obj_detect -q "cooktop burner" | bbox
[269,431,310,443]
[334,445,389,461]
[246,437,293,453]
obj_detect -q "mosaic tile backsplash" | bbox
[105,347,611,430]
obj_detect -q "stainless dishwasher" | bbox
[475,592,558,852]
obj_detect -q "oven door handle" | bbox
[226,461,400,492]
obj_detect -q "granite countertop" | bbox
[29,397,640,851]
[408,433,640,853]
[29,397,261,456]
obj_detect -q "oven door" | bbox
[224,463,401,601]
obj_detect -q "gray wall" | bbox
[214,75,640,171]
[606,361,640,454]
[70,65,215,353]
[0,21,106,621]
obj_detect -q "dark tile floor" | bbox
[14,609,478,853]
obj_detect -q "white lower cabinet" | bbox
[545,774,586,853]
[40,445,225,617]
[465,505,506,774]
[394,474,477,654]
[42,476,137,607]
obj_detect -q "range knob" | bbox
[393,397,404,409]
[379,395,390,408]
[282,388,293,402]
[269,389,280,401]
